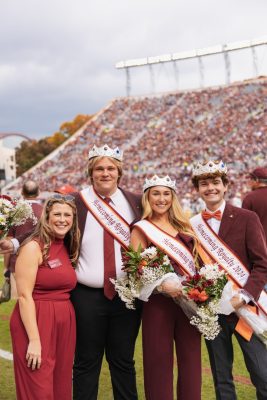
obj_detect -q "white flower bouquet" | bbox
[111,245,176,309]
[0,195,37,239]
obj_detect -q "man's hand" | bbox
[0,239,14,254]
[230,294,246,310]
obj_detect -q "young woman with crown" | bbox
[131,175,201,400]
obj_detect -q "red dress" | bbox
[10,239,77,400]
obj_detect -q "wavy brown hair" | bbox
[23,197,80,267]
[142,188,199,261]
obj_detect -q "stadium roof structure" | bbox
[116,36,267,96]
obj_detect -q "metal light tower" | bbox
[115,36,267,96]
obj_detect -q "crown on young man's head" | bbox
[88,144,123,161]
[143,175,176,192]
[192,160,227,177]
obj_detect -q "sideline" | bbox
[0,349,13,361]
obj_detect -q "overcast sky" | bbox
[0,0,266,147]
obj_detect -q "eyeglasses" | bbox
[50,194,75,202]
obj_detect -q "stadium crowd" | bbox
[5,77,267,214]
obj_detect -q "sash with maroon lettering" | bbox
[134,220,196,277]
[80,187,130,250]
[190,213,267,315]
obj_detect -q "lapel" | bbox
[218,202,236,241]
[120,187,142,219]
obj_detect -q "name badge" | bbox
[47,259,62,269]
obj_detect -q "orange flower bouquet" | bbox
[176,264,228,340]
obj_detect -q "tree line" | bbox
[16,114,92,176]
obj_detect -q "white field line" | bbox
[0,349,13,361]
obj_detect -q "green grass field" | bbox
[0,257,256,399]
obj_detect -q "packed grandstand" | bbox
[3,76,267,214]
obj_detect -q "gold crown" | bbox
[192,160,227,177]
[88,144,123,161]
[143,175,176,192]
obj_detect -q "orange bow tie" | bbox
[202,210,222,221]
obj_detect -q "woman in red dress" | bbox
[10,195,80,400]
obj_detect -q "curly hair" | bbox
[192,172,229,189]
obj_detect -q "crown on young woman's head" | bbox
[88,144,123,161]
[143,175,176,192]
[192,160,227,177]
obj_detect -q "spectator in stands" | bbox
[242,167,267,241]
[4,180,43,299]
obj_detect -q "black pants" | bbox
[206,314,267,400]
[71,284,142,400]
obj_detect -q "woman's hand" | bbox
[26,339,42,370]
[159,279,182,299]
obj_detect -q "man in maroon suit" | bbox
[4,180,43,298]
[191,160,267,400]
[242,167,267,242]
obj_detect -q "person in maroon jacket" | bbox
[191,160,267,400]
[242,167,267,242]
[4,180,43,298]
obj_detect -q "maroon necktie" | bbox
[103,197,116,300]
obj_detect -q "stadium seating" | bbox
[5,77,267,214]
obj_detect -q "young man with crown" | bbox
[131,175,201,400]
[70,144,142,400]
[191,160,267,400]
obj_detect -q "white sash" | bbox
[190,213,267,315]
[134,220,196,277]
[80,187,130,249]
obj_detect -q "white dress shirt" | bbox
[76,186,135,287]
[205,200,226,234]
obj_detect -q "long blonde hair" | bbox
[142,188,199,261]
[22,197,80,267]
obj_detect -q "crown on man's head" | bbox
[88,144,123,161]
[192,160,227,177]
[143,175,176,192]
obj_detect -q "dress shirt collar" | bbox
[206,199,226,215]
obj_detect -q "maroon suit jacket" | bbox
[242,187,267,243]
[219,203,267,301]
[73,187,142,240]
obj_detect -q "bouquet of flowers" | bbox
[0,195,37,239]
[112,245,228,340]
[218,280,267,347]
[178,264,228,340]
[111,245,176,309]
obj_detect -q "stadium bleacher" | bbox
[4,77,267,214]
